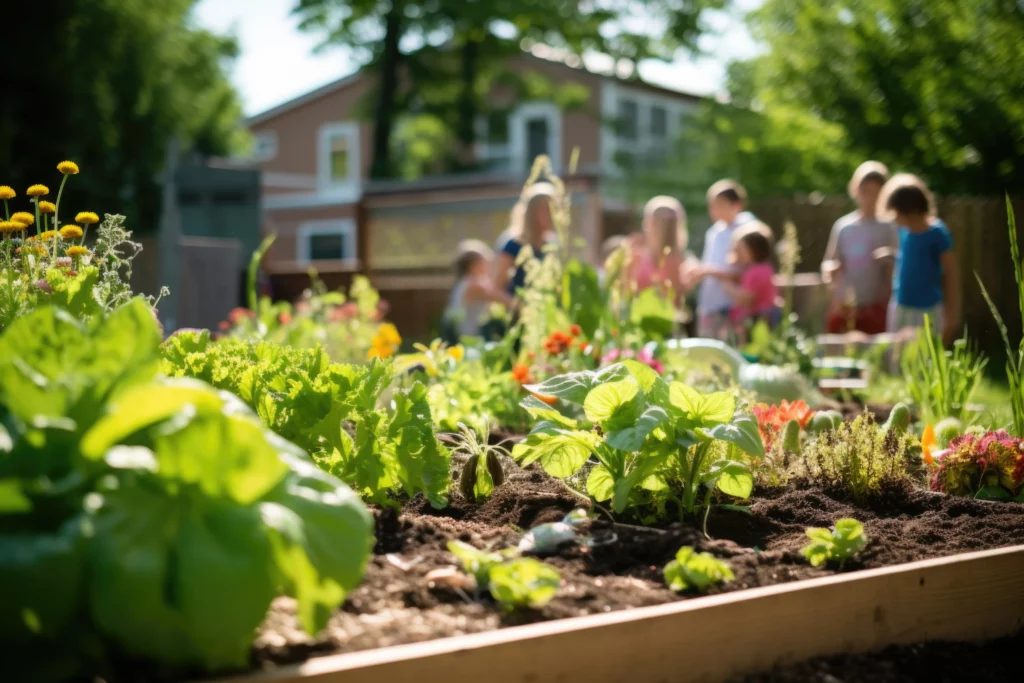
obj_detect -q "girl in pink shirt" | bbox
[628,196,698,302]
[707,228,778,339]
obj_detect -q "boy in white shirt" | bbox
[694,180,756,339]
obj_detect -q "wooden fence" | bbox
[750,195,1024,360]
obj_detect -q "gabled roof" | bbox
[245,51,703,127]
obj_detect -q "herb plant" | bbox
[511,360,764,525]
[801,519,868,568]
[0,300,374,677]
[901,315,987,423]
[161,332,451,508]
[447,541,560,609]
[663,546,734,592]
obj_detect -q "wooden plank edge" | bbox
[213,545,1024,683]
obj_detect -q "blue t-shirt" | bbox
[501,237,528,294]
[893,220,953,308]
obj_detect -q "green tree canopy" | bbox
[746,0,1024,195]
[0,0,246,231]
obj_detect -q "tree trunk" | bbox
[371,1,402,179]
[454,36,480,171]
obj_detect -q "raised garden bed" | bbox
[195,466,1024,683]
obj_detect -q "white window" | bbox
[252,132,278,161]
[617,98,639,141]
[509,102,562,171]
[297,219,358,264]
[317,122,361,195]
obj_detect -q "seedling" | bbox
[445,423,509,501]
[663,546,734,592]
[447,541,561,610]
[801,519,868,568]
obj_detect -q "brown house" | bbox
[246,54,702,337]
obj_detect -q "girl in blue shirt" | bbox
[880,174,961,345]
[493,183,556,296]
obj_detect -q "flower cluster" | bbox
[930,430,1024,499]
[512,363,535,385]
[368,323,402,359]
[752,400,815,450]
[543,328,575,355]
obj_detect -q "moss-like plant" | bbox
[801,414,911,503]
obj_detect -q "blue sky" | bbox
[193,0,762,117]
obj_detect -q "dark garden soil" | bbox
[732,633,1024,683]
[248,465,1024,673]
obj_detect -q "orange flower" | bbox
[511,363,534,385]
[752,400,816,449]
[921,424,937,466]
[569,324,582,337]
[543,329,574,355]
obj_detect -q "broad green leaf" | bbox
[583,380,639,423]
[663,546,734,593]
[562,259,604,337]
[512,430,597,479]
[488,558,561,609]
[611,448,672,514]
[604,405,669,452]
[520,395,578,429]
[524,371,601,405]
[704,459,754,499]
[586,465,615,502]
[0,479,31,513]
[669,382,736,425]
[707,414,765,459]
[630,288,675,340]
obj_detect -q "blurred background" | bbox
[5,0,1023,349]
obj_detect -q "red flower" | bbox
[218,320,230,331]
[278,311,293,325]
[228,307,254,324]
[512,363,535,385]
[753,400,815,449]
[569,324,582,337]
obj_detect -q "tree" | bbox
[746,0,1024,195]
[0,0,246,232]
[293,0,729,178]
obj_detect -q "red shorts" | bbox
[826,303,888,335]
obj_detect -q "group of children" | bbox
[444,163,960,346]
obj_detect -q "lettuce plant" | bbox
[663,546,734,592]
[0,299,374,677]
[801,519,868,568]
[512,360,764,525]
[161,332,451,508]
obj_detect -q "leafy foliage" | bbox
[801,519,868,569]
[901,316,987,424]
[663,546,734,592]
[0,299,373,676]
[161,332,451,508]
[512,360,764,524]
[447,541,560,610]
[801,415,912,503]
[930,430,1024,501]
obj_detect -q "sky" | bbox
[193,0,763,118]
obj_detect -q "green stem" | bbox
[3,199,8,221]
[53,175,69,231]
[34,199,40,238]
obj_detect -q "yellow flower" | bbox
[57,160,80,175]
[0,186,14,200]
[446,344,465,362]
[10,212,34,227]
[38,230,57,241]
[0,221,20,234]
[75,211,99,224]
[60,225,83,240]
[26,184,49,197]
[39,201,56,214]
[66,245,89,258]
[367,341,395,360]
[921,424,937,466]
[378,323,402,346]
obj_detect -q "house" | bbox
[245,53,702,336]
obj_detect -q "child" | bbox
[628,196,688,298]
[696,179,758,339]
[494,182,556,296]
[444,240,514,339]
[821,161,897,334]
[709,229,778,340]
[879,174,960,344]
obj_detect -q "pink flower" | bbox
[637,347,665,374]
[35,280,51,293]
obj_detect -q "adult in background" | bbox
[493,182,556,296]
[821,161,897,335]
[695,179,757,339]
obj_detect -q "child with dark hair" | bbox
[443,239,514,340]
[702,227,778,342]
[696,179,758,339]
[878,174,961,344]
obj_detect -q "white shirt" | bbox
[822,211,898,307]
[697,211,755,314]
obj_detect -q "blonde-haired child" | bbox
[879,173,960,344]
[494,182,556,295]
[628,195,691,298]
